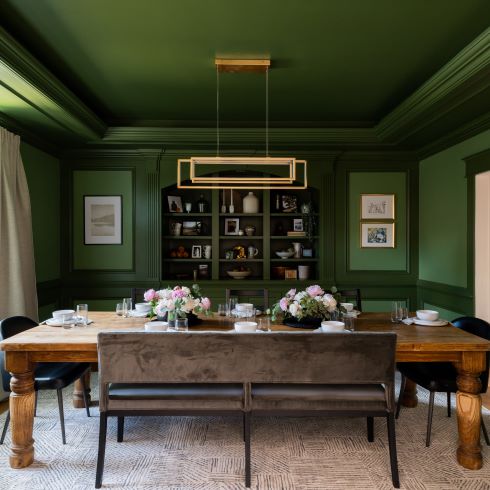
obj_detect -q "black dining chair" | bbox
[338,288,362,311]
[396,316,490,446]
[131,288,148,306]
[225,288,269,311]
[0,316,91,445]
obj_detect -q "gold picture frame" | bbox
[360,194,395,220]
[360,222,395,248]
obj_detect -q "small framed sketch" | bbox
[224,218,240,235]
[293,218,303,232]
[168,195,183,213]
[84,195,122,245]
[361,194,395,220]
[360,222,395,248]
[282,194,298,213]
[191,245,202,258]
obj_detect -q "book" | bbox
[287,231,306,237]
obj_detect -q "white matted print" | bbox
[360,222,395,248]
[361,194,395,220]
[84,195,122,245]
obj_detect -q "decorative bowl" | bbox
[340,302,354,312]
[320,321,345,333]
[135,302,151,313]
[144,321,168,331]
[227,270,252,279]
[416,310,439,321]
[234,321,258,332]
[52,309,75,320]
[275,250,294,259]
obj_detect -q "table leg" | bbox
[73,369,91,408]
[454,352,485,470]
[6,352,35,468]
[401,378,418,408]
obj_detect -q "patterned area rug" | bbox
[0,375,489,490]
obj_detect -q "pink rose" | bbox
[306,285,324,298]
[172,288,186,299]
[286,288,296,298]
[279,297,289,311]
[144,289,157,302]
[201,297,211,310]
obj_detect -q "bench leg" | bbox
[367,417,374,442]
[117,416,124,442]
[244,412,251,488]
[95,412,108,489]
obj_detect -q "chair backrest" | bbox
[0,316,38,392]
[338,289,362,311]
[98,331,396,411]
[225,288,269,310]
[452,316,490,392]
[131,288,148,305]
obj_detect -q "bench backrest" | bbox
[98,331,396,410]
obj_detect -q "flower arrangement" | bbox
[144,284,211,319]
[272,285,339,324]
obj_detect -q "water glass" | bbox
[257,316,271,332]
[62,315,76,330]
[217,304,226,316]
[76,304,88,326]
[391,301,400,323]
[123,298,132,318]
[226,297,237,316]
[116,303,124,316]
[342,313,355,332]
[173,318,189,332]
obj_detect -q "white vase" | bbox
[243,192,259,213]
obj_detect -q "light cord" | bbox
[216,66,220,157]
[266,67,269,157]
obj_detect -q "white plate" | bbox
[231,308,262,317]
[413,318,448,327]
[45,318,93,327]
[130,310,149,318]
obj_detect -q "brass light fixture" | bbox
[177,58,307,189]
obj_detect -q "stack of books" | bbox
[287,231,306,237]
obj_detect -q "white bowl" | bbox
[275,250,294,259]
[234,321,258,333]
[416,310,439,321]
[340,302,354,312]
[135,302,151,312]
[145,321,168,331]
[320,321,345,333]
[236,303,254,311]
[227,270,252,279]
[52,309,75,320]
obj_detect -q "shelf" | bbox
[164,259,212,262]
[270,236,319,240]
[220,213,263,217]
[163,213,212,217]
[163,235,212,239]
[270,213,319,217]
[219,259,263,262]
[270,258,318,262]
[220,235,263,239]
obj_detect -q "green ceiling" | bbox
[0,0,489,151]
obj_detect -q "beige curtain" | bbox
[0,128,38,321]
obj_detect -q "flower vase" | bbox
[157,311,203,327]
[283,316,323,329]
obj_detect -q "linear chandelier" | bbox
[177,58,308,189]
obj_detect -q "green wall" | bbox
[21,142,60,282]
[72,170,133,270]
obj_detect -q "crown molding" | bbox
[0,26,106,141]
[376,27,490,144]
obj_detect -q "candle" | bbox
[221,189,226,213]
[230,189,233,206]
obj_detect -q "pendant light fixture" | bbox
[177,58,307,189]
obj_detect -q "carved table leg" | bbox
[401,378,418,408]
[6,352,35,468]
[73,369,91,408]
[454,352,485,470]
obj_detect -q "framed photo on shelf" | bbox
[281,194,298,213]
[191,245,202,258]
[182,221,201,236]
[285,269,298,279]
[360,194,395,220]
[360,222,395,248]
[224,218,240,235]
[84,195,122,245]
[168,195,183,213]
[293,218,303,231]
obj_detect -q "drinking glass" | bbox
[174,318,189,332]
[116,303,124,316]
[226,297,237,316]
[257,316,271,332]
[217,304,226,316]
[342,313,355,332]
[123,298,132,318]
[391,301,399,323]
[62,315,75,330]
[76,304,88,326]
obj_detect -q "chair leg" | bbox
[56,388,66,445]
[447,392,451,418]
[242,412,246,442]
[34,390,38,417]
[426,391,435,447]
[367,417,374,442]
[244,412,251,488]
[117,416,124,442]
[0,411,10,445]
[395,374,406,419]
[387,414,400,488]
[95,412,108,489]
[80,376,90,417]
[481,418,490,446]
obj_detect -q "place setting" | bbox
[42,304,93,328]
[390,302,449,326]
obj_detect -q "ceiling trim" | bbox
[0,26,106,141]
[376,27,490,144]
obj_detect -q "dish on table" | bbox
[413,318,448,327]
[130,310,150,318]
[416,309,439,321]
[45,317,93,327]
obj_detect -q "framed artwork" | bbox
[224,218,240,235]
[168,195,183,213]
[282,194,298,213]
[360,194,395,220]
[182,221,201,236]
[84,195,122,245]
[360,222,395,248]
[191,245,202,258]
[293,218,303,231]
[285,269,298,279]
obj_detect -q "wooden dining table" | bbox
[1,311,490,472]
